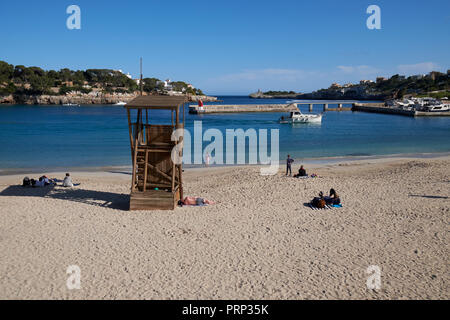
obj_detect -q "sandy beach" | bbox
[0,156,448,299]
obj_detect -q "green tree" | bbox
[0,61,14,83]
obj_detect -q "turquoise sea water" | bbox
[0,96,449,170]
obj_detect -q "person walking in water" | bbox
[286,155,294,176]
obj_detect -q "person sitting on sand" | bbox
[41,175,52,186]
[294,165,307,178]
[179,196,214,206]
[63,173,74,187]
[325,188,341,205]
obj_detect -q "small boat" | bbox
[114,101,127,106]
[420,104,449,112]
[279,111,323,124]
[62,103,80,106]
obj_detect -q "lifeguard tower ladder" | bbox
[124,95,187,210]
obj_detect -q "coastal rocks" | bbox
[0,93,218,105]
[0,94,14,104]
[188,95,218,102]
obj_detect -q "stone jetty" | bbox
[189,103,298,114]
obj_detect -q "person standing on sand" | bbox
[205,152,210,167]
[286,155,294,176]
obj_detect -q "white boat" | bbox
[62,103,79,106]
[420,104,449,112]
[279,111,323,123]
[114,101,127,106]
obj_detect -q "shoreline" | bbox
[1,152,449,176]
[0,94,218,106]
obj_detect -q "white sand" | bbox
[0,156,448,299]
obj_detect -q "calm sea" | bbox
[0,96,449,170]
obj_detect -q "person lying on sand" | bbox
[179,196,215,206]
[31,176,55,187]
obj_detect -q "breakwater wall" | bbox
[189,103,298,114]
[353,103,450,117]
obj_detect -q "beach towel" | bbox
[309,203,343,210]
[180,203,208,207]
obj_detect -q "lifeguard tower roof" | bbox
[125,95,187,109]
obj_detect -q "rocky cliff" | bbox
[0,93,217,105]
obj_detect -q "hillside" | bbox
[250,71,450,100]
[0,60,208,104]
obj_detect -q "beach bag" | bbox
[22,177,31,187]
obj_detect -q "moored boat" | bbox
[279,110,322,124]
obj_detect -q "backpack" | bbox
[22,177,31,187]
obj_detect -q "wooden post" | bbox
[323,104,328,112]
[309,104,313,112]
[143,150,148,191]
[127,109,134,161]
[179,164,183,199]
[131,109,142,192]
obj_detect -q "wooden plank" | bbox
[147,162,179,183]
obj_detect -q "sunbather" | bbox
[311,191,326,208]
[179,196,214,206]
[325,188,341,205]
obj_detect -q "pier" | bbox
[189,103,298,114]
[352,103,450,117]
[296,100,356,112]
[189,101,449,117]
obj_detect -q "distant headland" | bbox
[250,70,450,101]
[0,60,217,105]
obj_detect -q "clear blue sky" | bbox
[0,0,449,94]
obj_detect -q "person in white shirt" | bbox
[63,173,74,187]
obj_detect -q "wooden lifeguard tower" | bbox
[124,95,187,210]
